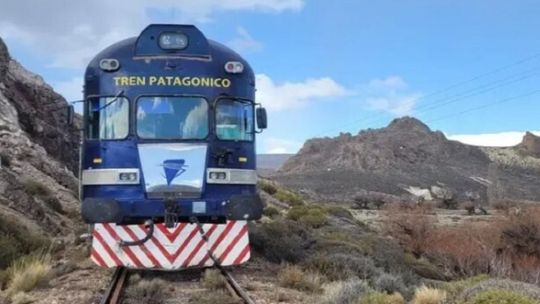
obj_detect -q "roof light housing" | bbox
[224,61,244,74]
[99,58,120,72]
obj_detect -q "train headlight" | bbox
[209,171,227,180]
[224,61,244,74]
[118,172,138,182]
[99,58,120,72]
[159,32,189,50]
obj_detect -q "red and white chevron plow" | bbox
[90,220,251,270]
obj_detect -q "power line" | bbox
[426,88,540,124]
[313,64,540,137]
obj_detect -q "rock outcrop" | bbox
[0,36,81,265]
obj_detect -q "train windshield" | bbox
[86,97,129,140]
[137,96,209,140]
[216,99,254,141]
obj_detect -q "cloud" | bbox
[256,74,349,111]
[260,137,302,154]
[363,76,419,116]
[447,131,540,147]
[0,0,303,69]
[368,76,408,90]
[226,27,263,54]
[366,93,421,116]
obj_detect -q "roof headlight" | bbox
[99,59,120,72]
[159,32,189,50]
[224,61,244,74]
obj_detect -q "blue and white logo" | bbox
[162,159,188,186]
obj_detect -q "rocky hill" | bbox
[0,37,81,267]
[276,117,540,205]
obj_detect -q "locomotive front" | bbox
[80,24,267,228]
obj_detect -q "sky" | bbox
[1,0,540,153]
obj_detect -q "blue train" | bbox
[74,24,267,228]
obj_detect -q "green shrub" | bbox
[263,206,280,218]
[441,274,490,301]
[359,291,405,304]
[457,279,540,303]
[258,180,278,195]
[463,289,536,304]
[274,189,304,206]
[300,209,328,228]
[306,253,379,281]
[249,220,313,263]
[24,180,50,197]
[287,205,328,228]
[325,205,353,220]
[371,272,407,296]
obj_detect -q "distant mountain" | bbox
[257,153,293,170]
[275,117,540,205]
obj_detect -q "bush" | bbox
[319,279,371,304]
[201,269,226,290]
[278,264,322,293]
[6,253,51,296]
[441,274,490,301]
[371,272,407,296]
[383,206,435,257]
[263,206,280,218]
[258,180,278,195]
[24,180,51,197]
[411,286,446,304]
[457,279,540,303]
[249,220,313,263]
[325,206,353,220]
[463,289,536,304]
[125,279,166,304]
[500,206,540,257]
[359,291,405,304]
[274,189,304,206]
[287,205,328,228]
[0,215,50,269]
[306,253,379,281]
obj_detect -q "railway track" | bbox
[100,266,255,304]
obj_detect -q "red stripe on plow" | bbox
[102,224,144,268]
[233,244,251,265]
[92,229,123,266]
[218,225,248,264]
[90,249,107,267]
[123,225,162,268]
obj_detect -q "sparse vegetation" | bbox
[189,290,241,304]
[6,253,51,296]
[201,268,226,290]
[278,263,322,293]
[325,205,353,220]
[125,278,166,304]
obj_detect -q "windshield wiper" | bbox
[94,90,125,112]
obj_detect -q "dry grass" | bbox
[6,253,51,296]
[201,268,226,290]
[278,264,322,293]
[412,286,447,304]
[10,292,34,304]
[359,291,405,304]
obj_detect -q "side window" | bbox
[216,99,254,141]
[86,97,129,140]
